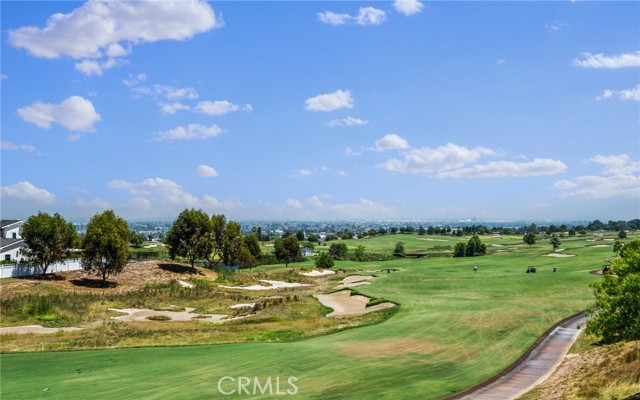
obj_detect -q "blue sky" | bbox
[1,0,639,221]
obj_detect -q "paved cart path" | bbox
[459,313,586,400]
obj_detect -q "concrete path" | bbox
[459,313,586,400]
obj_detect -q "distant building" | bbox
[1,220,26,262]
[300,247,313,257]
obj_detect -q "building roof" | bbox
[0,237,25,251]
[1,220,22,229]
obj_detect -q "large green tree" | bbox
[523,232,537,246]
[465,235,486,257]
[587,238,640,342]
[21,212,77,276]
[328,242,348,259]
[275,236,300,267]
[222,220,243,266]
[208,214,227,267]
[393,241,406,257]
[315,253,335,269]
[165,209,213,269]
[82,210,130,282]
[550,234,561,252]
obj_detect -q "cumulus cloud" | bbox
[291,166,330,178]
[325,116,368,127]
[377,143,496,174]
[75,196,111,210]
[588,154,640,175]
[108,177,199,207]
[370,134,410,152]
[439,159,567,179]
[1,141,38,152]
[317,7,386,26]
[572,51,640,69]
[8,0,221,75]
[596,84,640,102]
[17,96,101,132]
[305,89,353,112]
[545,20,568,33]
[153,124,224,141]
[197,164,219,177]
[344,147,362,157]
[393,0,425,16]
[195,100,253,115]
[75,58,119,76]
[202,195,243,211]
[285,198,303,210]
[1,181,55,203]
[160,102,190,115]
[133,84,198,100]
[554,175,640,199]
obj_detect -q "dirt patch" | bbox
[315,290,395,318]
[220,280,312,290]
[0,261,218,299]
[0,325,83,334]
[339,337,453,358]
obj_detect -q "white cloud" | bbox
[572,51,640,69]
[1,74,7,80]
[317,11,352,26]
[393,0,425,16]
[285,198,303,210]
[354,7,387,25]
[306,196,394,219]
[195,100,252,115]
[554,175,640,199]
[201,195,243,211]
[596,84,640,102]
[153,123,224,141]
[160,102,190,115]
[291,166,330,178]
[378,143,496,174]
[197,164,219,177]
[17,96,101,132]
[545,20,568,33]
[1,181,55,203]
[8,0,221,75]
[75,58,119,76]
[325,116,368,127]
[370,134,410,152]
[133,84,198,100]
[439,159,567,179]
[496,58,506,65]
[305,89,354,112]
[589,154,640,175]
[75,196,111,211]
[344,147,362,156]
[1,141,38,152]
[295,169,313,177]
[338,171,349,177]
[108,177,198,207]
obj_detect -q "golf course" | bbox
[0,233,623,399]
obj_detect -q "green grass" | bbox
[0,234,630,399]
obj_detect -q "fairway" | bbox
[0,235,609,399]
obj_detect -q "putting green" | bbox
[0,236,611,399]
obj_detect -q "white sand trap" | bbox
[544,253,576,258]
[299,269,336,277]
[108,307,230,322]
[220,280,312,290]
[177,280,193,288]
[0,325,83,335]
[334,275,375,289]
[315,291,395,318]
[229,303,255,309]
[592,244,610,248]
[416,237,447,242]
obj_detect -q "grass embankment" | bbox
[0,233,631,399]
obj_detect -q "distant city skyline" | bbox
[1,1,639,221]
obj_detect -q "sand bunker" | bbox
[109,307,233,322]
[220,280,312,290]
[299,269,336,277]
[591,244,610,248]
[315,291,395,318]
[0,325,83,335]
[334,275,374,289]
[229,303,255,309]
[416,237,447,242]
[544,253,576,258]
[177,280,193,288]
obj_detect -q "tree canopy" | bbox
[275,236,300,267]
[587,238,640,343]
[329,242,348,259]
[20,212,77,275]
[165,209,213,269]
[82,210,130,282]
[315,253,335,269]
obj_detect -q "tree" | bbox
[465,235,486,257]
[82,210,130,282]
[129,232,145,248]
[550,234,561,252]
[523,232,537,246]
[613,240,624,256]
[418,226,426,235]
[20,212,77,276]
[315,253,335,269]
[243,234,262,260]
[587,239,640,342]
[222,220,243,266]
[453,242,466,258]
[353,245,366,261]
[296,229,305,241]
[275,236,300,267]
[165,209,213,269]
[209,214,227,267]
[328,242,348,259]
[618,230,627,239]
[393,241,406,257]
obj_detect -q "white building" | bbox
[1,220,26,262]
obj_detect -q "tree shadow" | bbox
[69,278,118,288]
[158,263,203,275]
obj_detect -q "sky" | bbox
[1,0,639,222]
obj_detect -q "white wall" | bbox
[0,259,83,278]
